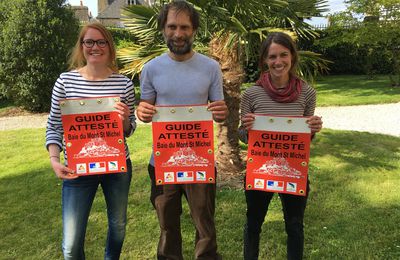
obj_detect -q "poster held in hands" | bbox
[60,96,127,175]
[246,115,311,196]
[152,105,215,185]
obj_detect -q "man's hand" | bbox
[208,100,228,122]
[137,101,156,123]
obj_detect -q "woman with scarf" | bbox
[239,32,323,260]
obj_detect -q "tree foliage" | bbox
[323,0,400,82]
[0,0,79,112]
[118,0,330,81]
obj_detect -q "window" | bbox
[126,0,137,5]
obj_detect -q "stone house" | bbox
[70,1,92,23]
[97,0,154,27]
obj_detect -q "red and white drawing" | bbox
[254,157,303,179]
[74,137,122,158]
[162,147,209,167]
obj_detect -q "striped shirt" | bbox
[45,70,136,161]
[239,83,316,143]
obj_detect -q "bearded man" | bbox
[136,1,227,259]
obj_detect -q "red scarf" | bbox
[256,72,303,103]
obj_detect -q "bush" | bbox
[108,27,137,75]
[244,60,259,83]
[0,0,79,112]
[306,27,393,75]
[108,27,137,49]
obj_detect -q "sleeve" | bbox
[303,84,317,140]
[208,61,224,102]
[139,63,156,101]
[304,84,316,116]
[238,88,253,144]
[45,76,66,151]
[124,77,137,137]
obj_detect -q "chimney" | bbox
[98,0,106,14]
[80,0,83,6]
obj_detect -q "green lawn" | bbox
[241,74,400,107]
[315,75,400,106]
[2,75,400,117]
[1,125,399,259]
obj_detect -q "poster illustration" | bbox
[152,105,215,185]
[246,115,311,196]
[60,96,127,175]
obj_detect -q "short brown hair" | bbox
[157,0,199,31]
[259,32,299,76]
[68,22,118,72]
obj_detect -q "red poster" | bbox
[246,115,311,196]
[152,105,215,185]
[60,96,127,175]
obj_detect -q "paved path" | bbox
[315,102,400,137]
[1,103,399,137]
[0,114,49,131]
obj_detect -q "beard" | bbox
[166,36,193,55]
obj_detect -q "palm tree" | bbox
[118,0,330,185]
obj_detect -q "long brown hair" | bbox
[68,22,118,72]
[259,32,299,77]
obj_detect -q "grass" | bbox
[1,125,399,259]
[0,89,141,117]
[2,75,400,117]
[314,75,400,107]
[241,74,400,107]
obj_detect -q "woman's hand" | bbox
[242,113,256,131]
[114,101,130,121]
[114,101,131,133]
[306,115,323,134]
[50,159,77,179]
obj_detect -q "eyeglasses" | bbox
[81,39,108,48]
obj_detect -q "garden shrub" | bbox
[108,27,137,49]
[306,27,393,75]
[0,0,79,112]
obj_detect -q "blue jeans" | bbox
[62,159,132,260]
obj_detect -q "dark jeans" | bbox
[243,181,310,260]
[148,164,221,260]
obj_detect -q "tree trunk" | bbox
[209,35,245,188]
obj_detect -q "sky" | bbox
[66,0,347,26]
[307,0,348,26]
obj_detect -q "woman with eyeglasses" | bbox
[46,22,136,259]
